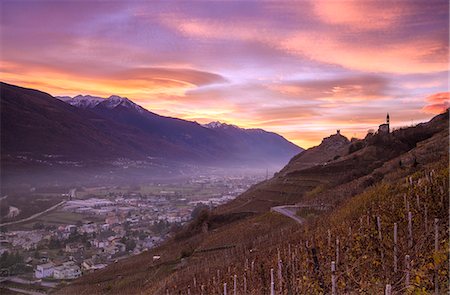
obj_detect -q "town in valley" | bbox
[0,172,266,292]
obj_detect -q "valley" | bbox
[54,110,449,294]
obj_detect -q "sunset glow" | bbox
[1,0,448,148]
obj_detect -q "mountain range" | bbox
[0,82,302,187]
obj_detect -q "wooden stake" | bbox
[243,275,247,294]
[233,274,237,295]
[408,212,413,249]
[224,283,227,295]
[336,237,340,266]
[385,284,392,295]
[270,268,275,295]
[434,218,439,295]
[278,259,283,293]
[405,255,410,290]
[393,223,398,273]
[331,261,337,295]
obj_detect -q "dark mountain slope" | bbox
[90,101,232,162]
[1,82,205,164]
[217,110,449,213]
[60,94,302,166]
[202,122,302,165]
[0,82,145,160]
[1,83,302,187]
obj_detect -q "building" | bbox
[53,262,81,280]
[65,242,84,253]
[35,262,54,279]
[378,113,390,134]
[81,259,107,272]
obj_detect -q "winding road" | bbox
[271,205,305,224]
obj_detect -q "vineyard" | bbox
[156,161,448,294]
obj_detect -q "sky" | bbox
[1,0,448,148]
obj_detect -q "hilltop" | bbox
[57,110,449,294]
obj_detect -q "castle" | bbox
[378,113,390,134]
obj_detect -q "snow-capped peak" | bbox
[57,94,144,113]
[203,121,240,130]
[203,121,224,128]
[57,95,104,109]
[103,95,144,113]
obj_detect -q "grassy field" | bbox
[0,194,65,224]
[11,211,90,230]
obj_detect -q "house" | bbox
[81,259,107,272]
[65,242,84,253]
[53,262,81,280]
[35,262,54,279]
[91,239,108,249]
[65,225,77,234]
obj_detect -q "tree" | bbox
[125,239,136,252]
[191,204,209,220]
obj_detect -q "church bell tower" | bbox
[386,113,390,132]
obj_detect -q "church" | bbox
[378,113,390,134]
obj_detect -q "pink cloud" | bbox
[312,0,404,30]
[422,92,449,114]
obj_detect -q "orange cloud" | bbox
[113,67,227,87]
[312,0,403,30]
[422,92,449,114]
[265,75,389,102]
[0,60,227,100]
